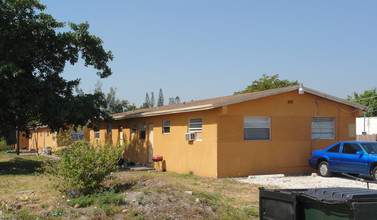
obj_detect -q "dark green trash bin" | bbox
[259,187,377,220]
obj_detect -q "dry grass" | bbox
[0,153,66,218]
[0,152,260,219]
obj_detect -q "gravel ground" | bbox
[237,173,377,190]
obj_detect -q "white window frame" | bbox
[189,118,202,133]
[244,116,271,141]
[94,129,100,140]
[163,120,170,134]
[311,117,335,140]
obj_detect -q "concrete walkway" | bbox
[120,165,155,171]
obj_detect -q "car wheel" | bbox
[372,167,377,181]
[318,161,331,177]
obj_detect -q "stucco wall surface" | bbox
[217,91,361,177]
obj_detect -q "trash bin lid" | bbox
[300,187,377,204]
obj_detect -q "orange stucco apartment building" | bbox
[28,86,366,178]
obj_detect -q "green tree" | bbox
[150,92,155,107]
[158,88,164,106]
[169,97,175,105]
[143,93,150,108]
[106,87,129,114]
[0,0,113,147]
[175,96,181,104]
[94,82,129,114]
[126,103,137,111]
[168,96,180,105]
[347,88,377,117]
[235,74,299,94]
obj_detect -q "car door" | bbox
[338,143,368,174]
[326,143,343,172]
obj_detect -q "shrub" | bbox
[0,137,13,151]
[43,141,125,195]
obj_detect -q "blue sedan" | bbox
[308,141,377,180]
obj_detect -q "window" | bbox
[107,124,112,136]
[70,130,84,140]
[189,118,202,133]
[94,127,100,140]
[131,123,136,135]
[189,118,202,140]
[342,143,362,154]
[140,122,146,140]
[327,143,340,153]
[244,116,270,141]
[311,117,334,139]
[163,120,170,134]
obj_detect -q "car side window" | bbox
[342,143,362,154]
[327,143,340,153]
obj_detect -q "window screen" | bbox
[70,130,84,140]
[312,117,334,139]
[244,116,270,141]
[163,120,170,134]
[94,127,100,140]
[189,118,202,133]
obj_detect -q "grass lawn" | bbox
[0,152,260,219]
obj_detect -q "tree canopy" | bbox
[0,0,113,144]
[93,82,129,114]
[347,88,377,117]
[235,74,299,94]
[158,89,164,106]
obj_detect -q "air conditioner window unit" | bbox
[185,132,196,141]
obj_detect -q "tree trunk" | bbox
[16,128,20,155]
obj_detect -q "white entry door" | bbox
[149,124,154,163]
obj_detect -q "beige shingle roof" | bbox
[112,85,366,120]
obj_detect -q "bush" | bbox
[43,141,124,195]
[0,137,14,151]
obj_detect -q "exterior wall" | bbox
[29,127,58,153]
[17,131,29,150]
[29,127,90,153]
[217,91,362,177]
[89,91,362,178]
[92,109,219,178]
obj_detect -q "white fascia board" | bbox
[304,87,367,110]
[212,86,298,108]
[113,104,214,120]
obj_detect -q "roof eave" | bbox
[304,87,367,110]
[113,104,214,120]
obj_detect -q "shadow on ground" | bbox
[0,157,44,175]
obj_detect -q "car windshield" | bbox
[360,143,377,154]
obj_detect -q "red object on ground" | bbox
[152,155,163,162]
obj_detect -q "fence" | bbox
[357,134,377,142]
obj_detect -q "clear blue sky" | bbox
[43,0,377,107]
